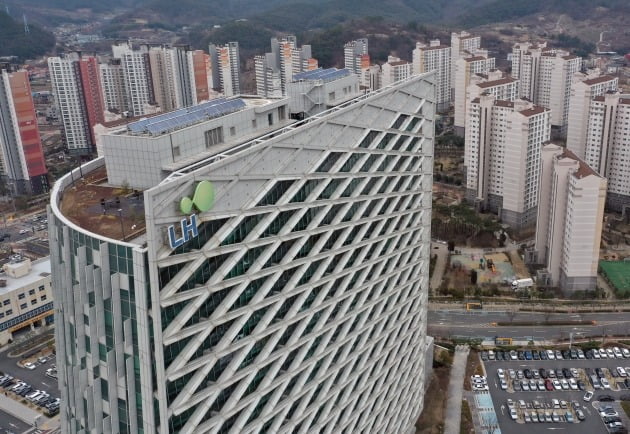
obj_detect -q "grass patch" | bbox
[460,399,474,434]
[600,261,630,295]
[621,401,630,418]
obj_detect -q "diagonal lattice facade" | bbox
[50,72,435,434]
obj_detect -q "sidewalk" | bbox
[0,393,40,425]
[444,345,470,434]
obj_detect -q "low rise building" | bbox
[0,257,53,345]
[287,68,361,117]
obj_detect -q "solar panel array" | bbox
[127,98,247,136]
[292,68,351,83]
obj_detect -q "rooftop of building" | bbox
[519,106,548,117]
[560,147,601,179]
[421,44,449,51]
[388,60,411,66]
[0,257,50,296]
[59,165,146,243]
[291,68,351,83]
[465,56,488,62]
[582,75,617,86]
[476,77,517,88]
[121,97,275,137]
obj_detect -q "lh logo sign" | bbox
[168,214,199,249]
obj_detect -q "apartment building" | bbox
[450,31,481,96]
[99,59,128,114]
[147,45,197,112]
[381,56,412,87]
[465,95,551,228]
[344,38,370,76]
[255,36,318,97]
[209,42,241,97]
[511,41,582,135]
[49,73,435,434]
[111,42,154,117]
[412,40,451,112]
[569,92,630,212]
[49,53,106,154]
[464,71,519,111]
[566,71,619,158]
[453,52,496,134]
[0,66,48,194]
[535,144,606,291]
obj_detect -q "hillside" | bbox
[0,12,55,60]
[6,0,140,12]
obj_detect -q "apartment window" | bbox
[28,289,35,296]
[20,303,27,309]
[41,295,47,301]
[328,91,336,100]
[18,293,25,300]
[31,299,37,305]
[204,127,224,148]
[2,300,8,306]
[5,309,12,315]
[230,126,236,136]
[267,113,274,126]
[38,285,45,292]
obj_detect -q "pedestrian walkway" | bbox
[444,345,470,434]
[0,392,40,425]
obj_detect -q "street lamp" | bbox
[117,208,125,240]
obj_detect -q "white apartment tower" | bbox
[412,40,451,112]
[465,95,551,228]
[209,42,241,97]
[569,92,630,212]
[112,42,154,117]
[381,56,412,88]
[453,52,496,134]
[148,45,197,112]
[566,72,618,158]
[464,70,519,111]
[344,38,369,75]
[450,31,481,96]
[255,36,318,97]
[511,42,582,135]
[535,144,606,291]
[49,74,435,434]
[48,54,96,154]
[100,59,128,114]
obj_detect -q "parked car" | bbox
[576,409,585,420]
[23,362,36,370]
[584,391,594,402]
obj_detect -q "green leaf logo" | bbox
[180,181,215,214]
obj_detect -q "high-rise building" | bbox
[450,31,481,97]
[209,42,241,97]
[111,42,154,117]
[464,70,519,111]
[0,66,48,194]
[412,40,451,112]
[255,36,318,97]
[99,59,128,114]
[49,53,106,154]
[147,45,197,112]
[189,49,212,103]
[465,95,551,228]
[511,42,582,135]
[344,38,370,76]
[453,52,496,134]
[380,56,412,87]
[535,144,606,291]
[49,73,435,434]
[566,71,618,158]
[568,92,630,212]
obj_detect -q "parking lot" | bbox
[482,347,630,434]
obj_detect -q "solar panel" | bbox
[127,98,246,135]
[292,68,351,83]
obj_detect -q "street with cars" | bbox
[481,346,630,433]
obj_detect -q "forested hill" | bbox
[0,12,55,60]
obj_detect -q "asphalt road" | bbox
[428,309,630,341]
[483,356,630,434]
[0,408,31,433]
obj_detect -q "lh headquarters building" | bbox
[49,71,435,434]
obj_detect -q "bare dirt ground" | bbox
[415,366,450,434]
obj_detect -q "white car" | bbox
[593,350,601,359]
[547,349,555,360]
[497,368,505,379]
[622,348,630,358]
[510,408,518,420]
[560,379,569,390]
[617,367,627,377]
[569,379,578,390]
[601,378,611,389]
[19,229,28,234]
[23,362,36,370]
[600,348,608,358]
[552,379,561,390]
[614,347,623,358]
[583,391,594,402]
[607,348,615,358]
